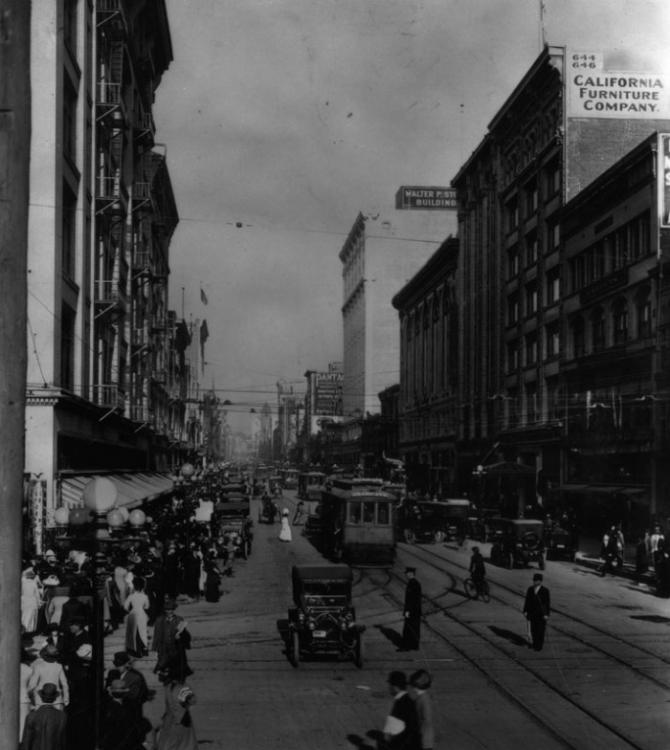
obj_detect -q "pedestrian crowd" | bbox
[17,479,255,750]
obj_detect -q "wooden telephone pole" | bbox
[0,2,30,747]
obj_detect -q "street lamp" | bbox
[54,477,147,750]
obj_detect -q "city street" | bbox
[104,492,670,750]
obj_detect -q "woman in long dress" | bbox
[279,509,292,543]
[21,568,42,634]
[157,668,197,750]
[124,576,150,657]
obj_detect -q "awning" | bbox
[59,472,174,510]
[558,483,648,497]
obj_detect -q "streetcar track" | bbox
[362,564,647,750]
[402,542,670,691]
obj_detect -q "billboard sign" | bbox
[659,134,670,229]
[395,186,457,210]
[566,51,670,119]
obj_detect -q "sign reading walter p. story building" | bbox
[395,186,457,210]
[567,51,670,119]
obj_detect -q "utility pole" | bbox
[0,2,30,747]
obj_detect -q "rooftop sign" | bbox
[395,186,457,210]
[566,51,670,119]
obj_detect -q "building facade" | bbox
[24,1,184,545]
[339,210,455,417]
[451,45,670,512]
[392,237,459,494]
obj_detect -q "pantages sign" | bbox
[567,51,670,119]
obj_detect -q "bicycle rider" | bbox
[470,546,486,591]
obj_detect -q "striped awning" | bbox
[59,472,174,510]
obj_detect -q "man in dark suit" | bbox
[383,670,419,750]
[113,651,149,724]
[21,683,67,750]
[523,572,551,651]
[399,567,422,651]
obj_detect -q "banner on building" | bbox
[395,186,457,210]
[566,51,670,119]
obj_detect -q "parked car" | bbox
[396,498,470,544]
[489,518,545,569]
[287,564,364,667]
[545,521,577,561]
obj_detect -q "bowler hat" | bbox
[113,651,131,667]
[40,644,59,661]
[108,679,129,695]
[38,683,60,702]
[405,567,416,574]
[533,573,543,582]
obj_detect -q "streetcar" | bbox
[318,477,396,566]
[297,471,326,506]
[281,467,299,490]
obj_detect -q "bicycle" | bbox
[464,577,490,602]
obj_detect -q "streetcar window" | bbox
[377,503,390,525]
[349,502,362,524]
[363,502,375,523]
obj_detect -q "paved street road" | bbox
[105,493,670,749]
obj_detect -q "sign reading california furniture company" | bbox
[567,51,670,119]
[395,186,457,210]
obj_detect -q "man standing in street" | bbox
[382,670,419,750]
[113,651,148,724]
[20,683,67,750]
[399,567,422,651]
[523,572,550,651]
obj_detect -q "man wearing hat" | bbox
[152,597,193,681]
[99,679,143,750]
[28,643,69,710]
[399,567,422,651]
[20,683,67,750]
[523,572,551,651]
[113,651,149,722]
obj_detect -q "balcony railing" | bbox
[92,384,125,410]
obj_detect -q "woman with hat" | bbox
[21,567,43,635]
[278,508,292,543]
[27,643,69,710]
[157,665,197,750]
[124,575,150,657]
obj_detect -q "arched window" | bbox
[591,308,606,351]
[612,298,628,344]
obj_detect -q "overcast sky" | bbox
[154,0,670,424]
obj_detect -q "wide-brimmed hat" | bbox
[40,644,59,661]
[38,683,60,702]
[112,651,132,667]
[44,550,58,560]
[43,574,61,586]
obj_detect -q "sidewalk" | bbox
[572,535,656,585]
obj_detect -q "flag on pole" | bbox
[200,320,209,373]
[200,287,208,305]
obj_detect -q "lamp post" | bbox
[54,478,147,750]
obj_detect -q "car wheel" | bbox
[434,530,446,543]
[290,630,300,667]
[353,635,364,668]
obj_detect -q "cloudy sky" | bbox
[154,0,669,422]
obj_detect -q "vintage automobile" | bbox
[258,494,279,524]
[212,500,253,558]
[489,518,545,569]
[396,498,470,544]
[545,521,577,561]
[287,564,364,667]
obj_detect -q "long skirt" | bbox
[126,609,148,655]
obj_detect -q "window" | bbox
[363,502,375,524]
[613,299,628,344]
[63,0,77,56]
[348,503,361,524]
[507,340,519,371]
[63,79,77,163]
[592,308,606,351]
[60,304,76,390]
[525,282,538,316]
[546,268,560,304]
[570,255,585,292]
[507,246,520,278]
[506,196,519,233]
[62,184,77,280]
[571,316,585,358]
[545,323,560,358]
[525,334,538,365]
[547,220,560,252]
[544,158,561,198]
[637,295,651,338]
[525,230,538,265]
[525,178,538,216]
[377,503,390,525]
[507,293,519,325]
[546,378,560,421]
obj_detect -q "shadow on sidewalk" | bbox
[488,625,528,647]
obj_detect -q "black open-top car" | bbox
[489,518,545,569]
[287,564,364,667]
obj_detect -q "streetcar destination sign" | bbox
[395,185,457,210]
